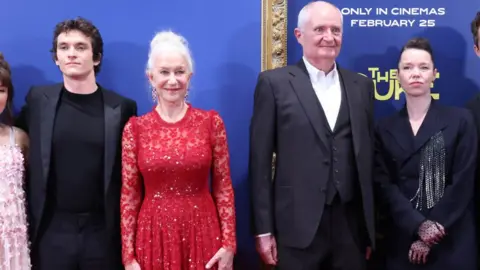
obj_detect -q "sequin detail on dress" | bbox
[0,127,31,269]
[411,131,446,210]
[120,106,236,270]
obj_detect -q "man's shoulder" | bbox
[21,83,63,104]
[28,83,63,95]
[259,65,297,79]
[465,92,480,111]
[101,87,137,107]
[338,67,372,84]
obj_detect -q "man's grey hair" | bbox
[297,1,344,30]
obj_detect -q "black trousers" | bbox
[277,197,367,270]
[32,211,118,270]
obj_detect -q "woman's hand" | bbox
[418,220,446,245]
[206,247,234,270]
[409,240,430,264]
[125,259,141,270]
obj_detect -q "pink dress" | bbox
[0,127,31,269]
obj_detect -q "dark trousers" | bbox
[32,211,115,270]
[277,197,367,270]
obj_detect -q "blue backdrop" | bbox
[1,0,260,268]
[287,0,480,267]
[4,0,479,268]
[288,0,480,117]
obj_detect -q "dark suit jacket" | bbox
[15,83,137,264]
[249,60,376,249]
[465,93,480,265]
[466,94,480,206]
[374,100,477,268]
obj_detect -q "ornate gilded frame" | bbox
[261,0,288,178]
[261,0,288,71]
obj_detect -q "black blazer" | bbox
[249,61,376,249]
[15,83,137,249]
[375,100,477,234]
[465,93,480,251]
[466,93,480,194]
[374,100,478,266]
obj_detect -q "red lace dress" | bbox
[120,105,236,270]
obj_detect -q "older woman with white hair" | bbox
[120,30,236,270]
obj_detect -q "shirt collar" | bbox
[302,56,338,83]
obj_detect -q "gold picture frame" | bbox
[261,0,288,180]
[261,0,288,71]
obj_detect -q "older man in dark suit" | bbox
[249,1,376,269]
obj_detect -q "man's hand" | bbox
[256,235,277,265]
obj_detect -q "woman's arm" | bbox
[120,118,143,265]
[427,110,478,229]
[210,111,237,252]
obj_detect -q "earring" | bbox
[184,90,189,101]
[151,87,157,102]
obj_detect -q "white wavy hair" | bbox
[146,30,194,73]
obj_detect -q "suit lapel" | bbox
[385,100,447,157]
[40,84,62,185]
[339,68,363,157]
[412,101,447,153]
[385,109,413,154]
[102,90,122,198]
[289,61,330,153]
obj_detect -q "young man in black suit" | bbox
[15,17,137,270]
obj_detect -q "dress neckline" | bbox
[152,103,192,126]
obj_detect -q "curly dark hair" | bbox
[0,52,13,125]
[471,11,480,47]
[50,17,104,74]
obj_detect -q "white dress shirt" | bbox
[303,57,342,130]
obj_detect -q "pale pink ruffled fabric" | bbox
[0,139,31,269]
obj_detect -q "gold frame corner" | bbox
[261,0,288,71]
